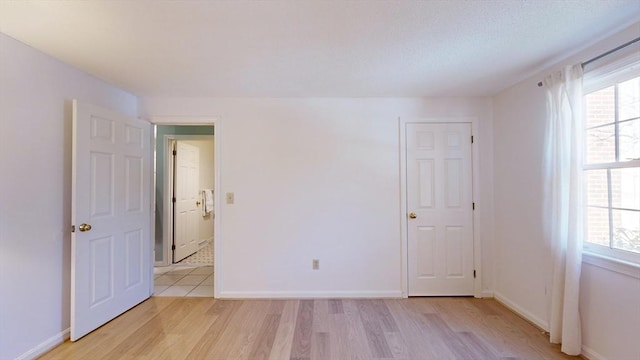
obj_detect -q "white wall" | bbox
[140,97,495,297]
[0,34,496,358]
[493,22,640,359]
[580,261,640,359]
[493,78,550,326]
[0,33,138,360]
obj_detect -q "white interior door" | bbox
[173,141,200,262]
[71,100,151,341]
[406,123,474,296]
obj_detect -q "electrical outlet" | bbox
[226,192,234,204]
[312,259,319,270]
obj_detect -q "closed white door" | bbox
[406,123,474,296]
[71,100,151,341]
[173,141,200,262]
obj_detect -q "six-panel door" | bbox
[174,141,200,262]
[71,100,151,340]
[406,123,474,296]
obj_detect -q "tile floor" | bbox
[153,264,214,297]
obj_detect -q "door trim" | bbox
[399,117,482,298]
[151,117,221,298]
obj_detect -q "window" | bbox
[584,72,640,264]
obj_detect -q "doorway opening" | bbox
[152,125,215,297]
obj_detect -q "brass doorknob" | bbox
[79,223,92,232]
[196,201,201,206]
[409,212,417,219]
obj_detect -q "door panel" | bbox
[418,160,435,208]
[89,236,113,305]
[125,156,143,212]
[445,226,463,277]
[407,122,474,296]
[445,159,462,207]
[72,100,151,341]
[124,229,144,289]
[416,226,436,277]
[90,152,114,217]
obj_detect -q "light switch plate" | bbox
[226,192,234,204]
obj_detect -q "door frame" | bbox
[399,117,482,298]
[162,135,213,265]
[151,117,221,297]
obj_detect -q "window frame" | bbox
[583,64,640,266]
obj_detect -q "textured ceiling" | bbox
[1,1,639,97]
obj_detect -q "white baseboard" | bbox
[581,345,606,360]
[494,291,549,331]
[481,290,494,298]
[16,328,69,360]
[217,290,403,299]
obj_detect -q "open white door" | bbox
[173,141,200,262]
[406,122,474,296]
[71,100,151,341]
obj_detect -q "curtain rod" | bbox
[537,36,640,87]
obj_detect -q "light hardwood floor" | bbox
[40,297,579,360]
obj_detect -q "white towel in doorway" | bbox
[202,189,214,216]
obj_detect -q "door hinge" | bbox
[471,135,474,144]
[473,270,476,278]
[173,150,177,156]
[172,244,176,250]
[71,225,75,233]
[472,202,475,210]
[172,197,176,203]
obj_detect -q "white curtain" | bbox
[542,64,584,356]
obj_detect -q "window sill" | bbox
[582,251,640,279]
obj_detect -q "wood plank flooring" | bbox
[40,297,580,360]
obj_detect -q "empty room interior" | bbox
[1,1,639,360]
